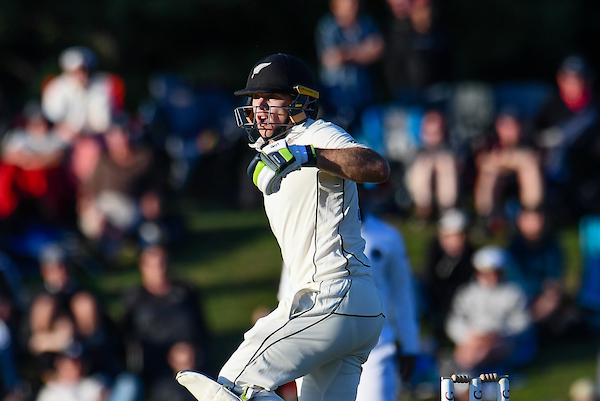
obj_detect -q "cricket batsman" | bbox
[177,53,390,401]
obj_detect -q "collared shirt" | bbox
[266,119,370,293]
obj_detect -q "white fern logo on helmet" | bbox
[251,62,272,79]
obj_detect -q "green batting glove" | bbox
[247,140,316,195]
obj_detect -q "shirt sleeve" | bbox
[297,120,368,150]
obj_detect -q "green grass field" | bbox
[99,200,599,401]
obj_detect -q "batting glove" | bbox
[247,140,316,195]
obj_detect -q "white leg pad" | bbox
[176,370,241,401]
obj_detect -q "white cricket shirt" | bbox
[264,118,372,293]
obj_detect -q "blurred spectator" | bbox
[41,46,126,236]
[569,377,599,401]
[534,55,600,220]
[148,341,198,401]
[0,252,26,399]
[577,215,600,332]
[382,0,449,103]
[0,100,75,227]
[120,245,209,388]
[24,244,80,385]
[444,245,536,375]
[69,292,124,381]
[0,316,25,401]
[70,292,143,401]
[315,0,384,131]
[447,81,496,157]
[506,207,586,341]
[0,251,26,334]
[473,108,544,235]
[34,244,80,312]
[141,74,241,194]
[76,116,167,261]
[0,258,26,401]
[28,287,141,401]
[26,294,76,385]
[41,46,124,143]
[419,208,474,344]
[358,103,424,214]
[68,135,103,197]
[405,109,459,221]
[35,347,109,401]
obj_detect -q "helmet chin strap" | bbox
[287,91,312,124]
[289,110,307,124]
[260,121,292,145]
[248,121,291,150]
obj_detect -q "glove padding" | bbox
[247,140,316,195]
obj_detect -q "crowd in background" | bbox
[0,42,229,401]
[0,0,597,400]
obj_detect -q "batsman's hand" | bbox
[247,139,316,195]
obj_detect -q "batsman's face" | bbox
[251,93,293,139]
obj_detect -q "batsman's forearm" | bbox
[315,147,390,183]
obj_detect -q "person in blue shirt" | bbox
[507,206,586,341]
[315,0,384,131]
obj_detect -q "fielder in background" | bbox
[176,53,390,401]
[355,185,420,401]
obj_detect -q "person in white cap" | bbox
[41,46,124,143]
[420,208,475,343]
[444,245,537,374]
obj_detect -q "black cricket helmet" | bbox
[234,53,320,143]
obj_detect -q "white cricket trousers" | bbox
[218,277,385,401]
[355,341,399,401]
